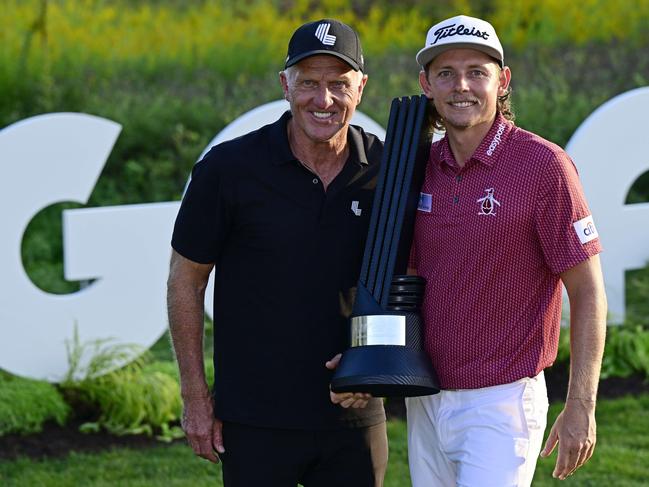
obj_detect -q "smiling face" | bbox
[419,48,511,135]
[280,55,367,147]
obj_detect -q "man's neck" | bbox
[445,118,495,168]
[287,120,350,189]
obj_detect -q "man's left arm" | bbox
[540,254,607,480]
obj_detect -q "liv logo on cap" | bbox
[315,23,336,45]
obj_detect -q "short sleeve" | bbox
[171,149,233,264]
[534,150,602,274]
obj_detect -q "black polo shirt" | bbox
[172,111,385,430]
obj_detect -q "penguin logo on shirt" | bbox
[477,188,500,216]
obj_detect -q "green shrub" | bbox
[0,374,70,436]
[60,361,183,439]
[59,330,183,440]
[626,263,649,327]
[556,321,649,381]
[62,325,145,381]
[601,324,649,380]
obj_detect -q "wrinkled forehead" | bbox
[293,54,357,72]
[288,55,361,81]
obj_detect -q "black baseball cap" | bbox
[284,19,364,71]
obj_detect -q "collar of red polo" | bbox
[437,113,513,169]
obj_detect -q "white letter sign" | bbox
[566,87,649,323]
[0,113,180,381]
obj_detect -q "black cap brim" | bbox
[284,50,362,71]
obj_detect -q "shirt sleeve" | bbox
[534,150,602,274]
[171,149,233,264]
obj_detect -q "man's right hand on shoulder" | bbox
[181,393,225,463]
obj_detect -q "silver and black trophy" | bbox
[331,94,440,397]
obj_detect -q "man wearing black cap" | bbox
[167,19,387,486]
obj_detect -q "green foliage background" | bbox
[1,0,648,293]
[0,371,70,436]
[2,0,649,294]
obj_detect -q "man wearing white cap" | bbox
[406,14,607,486]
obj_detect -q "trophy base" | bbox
[331,345,440,397]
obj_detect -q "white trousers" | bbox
[406,372,548,487]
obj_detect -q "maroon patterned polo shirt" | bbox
[411,113,602,389]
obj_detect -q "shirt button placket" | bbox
[452,173,462,211]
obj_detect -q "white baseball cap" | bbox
[416,15,504,68]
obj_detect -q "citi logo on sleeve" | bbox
[315,23,336,46]
[573,215,599,244]
[477,188,501,216]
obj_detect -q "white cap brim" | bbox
[416,43,503,68]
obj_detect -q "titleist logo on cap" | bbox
[431,22,490,45]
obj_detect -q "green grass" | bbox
[0,445,219,487]
[1,395,648,486]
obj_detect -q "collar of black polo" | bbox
[269,111,369,167]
